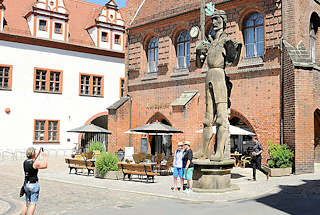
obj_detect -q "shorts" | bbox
[24,182,40,204]
[184,167,194,181]
[173,167,183,178]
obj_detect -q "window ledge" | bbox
[0,88,12,91]
[171,68,190,77]
[33,142,60,144]
[79,94,104,98]
[34,90,62,94]
[238,57,264,68]
[142,72,158,81]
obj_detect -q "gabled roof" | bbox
[171,91,198,107]
[283,40,314,68]
[1,0,123,49]
[107,96,129,110]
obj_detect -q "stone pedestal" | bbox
[192,159,239,193]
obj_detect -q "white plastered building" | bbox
[0,0,126,153]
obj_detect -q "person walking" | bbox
[251,136,270,181]
[172,142,184,191]
[22,147,47,215]
[182,141,194,193]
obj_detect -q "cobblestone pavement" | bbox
[0,158,161,215]
[1,157,320,215]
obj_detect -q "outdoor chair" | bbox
[93,150,101,158]
[85,152,93,159]
[160,155,174,175]
[240,156,252,168]
[74,154,84,160]
[133,153,146,164]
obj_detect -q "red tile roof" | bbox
[1,0,124,48]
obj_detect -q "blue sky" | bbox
[84,0,126,8]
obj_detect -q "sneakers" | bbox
[183,188,192,194]
[171,187,182,191]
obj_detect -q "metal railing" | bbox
[0,148,74,160]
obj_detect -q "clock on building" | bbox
[190,26,200,38]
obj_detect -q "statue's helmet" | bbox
[212,9,227,24]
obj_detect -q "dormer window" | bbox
[115,34,121,45]
[25,0,69,41]
[54,23,62,34]
[39,20,47,31]
[101,32,108,42]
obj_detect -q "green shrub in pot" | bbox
[267,141,294,168]
[96,152,119,176]
[87,141,105,153]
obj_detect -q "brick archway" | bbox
[78,112,109,150]
[146,112,172,126]
[230,109,256,134]
[314,109,320,163]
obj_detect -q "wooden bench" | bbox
[65,158,95,176]
[117,163,160,183]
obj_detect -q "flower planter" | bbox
[95,170,123,180]
[264,166,292,177]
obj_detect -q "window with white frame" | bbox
[0,66,12,90]
[147,37,158,73]
[39,20,47,31]
[101,32,108,42]
[177,30,190,68]
[34,120,59,143]
[115,34,121,45]
[54,23,62,34]
[243,13,264,58]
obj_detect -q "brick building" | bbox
[107,0,320,174]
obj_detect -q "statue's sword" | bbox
[200,0,205,41]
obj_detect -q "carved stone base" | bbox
[193,159,238,193]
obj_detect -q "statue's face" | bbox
[212,16,224,31]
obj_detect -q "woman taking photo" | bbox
[22,147,47,215]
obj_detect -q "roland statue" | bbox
[194,6,242,161]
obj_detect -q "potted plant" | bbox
[95,152,123,180]
[264,141,294,177]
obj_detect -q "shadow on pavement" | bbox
[256,179,320,215]
[231,173,245,179]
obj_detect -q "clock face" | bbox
[190,26,200,38]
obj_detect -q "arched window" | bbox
[177,30,190,68]
[310,14,318,63]
[243,13,264,58]
[147,37,158,72]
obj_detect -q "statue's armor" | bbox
[206,33,229,104]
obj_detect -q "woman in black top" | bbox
[22,147,47,215]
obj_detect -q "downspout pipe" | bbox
[280,0,285,146]
[125,29,132,147]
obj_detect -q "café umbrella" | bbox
[196,125,255,136]
[129,122,183,134]
[127,122,183,155]
[67,124,112,151]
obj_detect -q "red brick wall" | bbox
[109,0,320,173]
[108,0,283,163]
